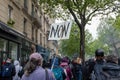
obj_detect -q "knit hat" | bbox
[30,53,43,60]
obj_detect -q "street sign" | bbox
[48,21,72,40]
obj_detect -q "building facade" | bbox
[0,0,58,65]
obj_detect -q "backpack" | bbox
[2,64,12,77]
[101,71,120,80]
[91,62,105,80]
[52,67,64,80]
[63,65,72,80]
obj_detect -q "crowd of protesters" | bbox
[0,48,120,80]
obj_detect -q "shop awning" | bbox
[0,21,24,38]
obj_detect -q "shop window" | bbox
[0,38,8,51]
[9,42,18,60]
[0,38,8,65]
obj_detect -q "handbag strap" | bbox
[45,68,49,80]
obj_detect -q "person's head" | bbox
[77,57,82,64]
[24,53,43,76]
[29,53,43,66]
[95,49,104,60]
[106,54,118,64]
[6,57,12,63]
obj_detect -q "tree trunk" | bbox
[79,25,85,64]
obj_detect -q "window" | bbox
[35,29,38,43]
[40,33,42,45]
[31,4,34,16]
[8,5,13,19]
[9,42,18,60]
[35,8,37,14]
[31,26,34,41]
[23,18,27,36]
[0,38,8,52]
[24,0,28,9]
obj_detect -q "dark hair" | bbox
[106,54,118,63]
[95,49,104,57]
[24,58,40,76]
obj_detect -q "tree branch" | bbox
[86,8,99,23]
[66,0,82,28]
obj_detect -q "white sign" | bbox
[48,21,72,40]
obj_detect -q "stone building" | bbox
[0,0,58,65]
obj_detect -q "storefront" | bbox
[0,21,35,66]
[0,38,19,62]
[20,38,32,64]
[0,21,23,66]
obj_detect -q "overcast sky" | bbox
[86,17,101,39]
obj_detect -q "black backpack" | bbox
[91,62,105,80]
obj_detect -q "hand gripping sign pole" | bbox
[48,21,72,71]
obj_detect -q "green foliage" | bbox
[85,39,109,59]
[60,23,94,57]
[97,17,120,56]
[40,0,118,22]
[39,0,120,59]
[7,18,15,27]
[114,15,120,30]
[59,23,80,57]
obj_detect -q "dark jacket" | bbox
[102,62,120,77]
[1,63,16,80]
[83,59,105,80]
[71,62,82,80]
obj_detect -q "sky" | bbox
[85,16,101,39]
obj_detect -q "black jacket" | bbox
[102,62,120,76]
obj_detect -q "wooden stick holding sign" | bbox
[49,21,72,70]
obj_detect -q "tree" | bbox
[60,23,80,57]
[114,15,120,31]
[60,23,93,58]
[40,0,120,63]
[97,17,120,56]
[85,39,109,59]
